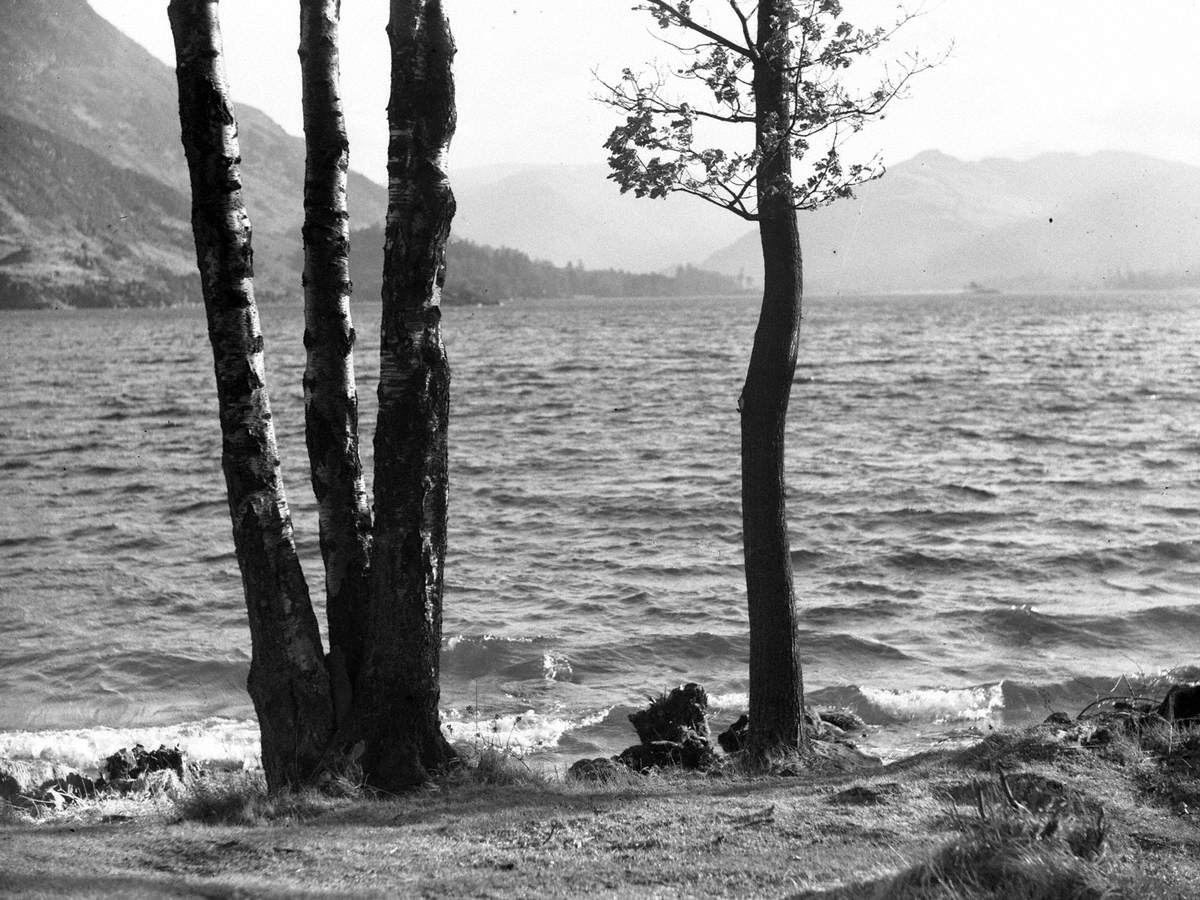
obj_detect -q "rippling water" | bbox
[2,291,1198,768]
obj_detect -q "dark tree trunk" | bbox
[354,0,457,790]
[743,0,806,754]
[168,0,334,790]
[298,0,372,703]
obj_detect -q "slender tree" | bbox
[170,0,459,791]
[354,0,459,789]
[298,0,372,711]
[601,0,933,756]
[168,0,334,788]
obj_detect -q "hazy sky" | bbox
[89,0,1200,181]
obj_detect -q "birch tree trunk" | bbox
[298,0,372,706]
[743,0,806,755]
[168,0,334,790]
[354,0,457,789]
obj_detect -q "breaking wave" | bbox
[859,683,1006,723]
[0,717,261,772]
[0,707,618,770]
[441,707,611,756]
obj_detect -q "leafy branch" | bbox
[599,0,944,219]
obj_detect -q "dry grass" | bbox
[171,745,553,826]
[454,745,549,789]
[1105,720,1200,821]
[3,722,1200,898]
[865,778,1119,900]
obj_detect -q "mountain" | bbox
[0,0,739,308]
[450,163,751,273]
[701,150,1200,293]
[8,0,1196,306]
[0,0,387,307]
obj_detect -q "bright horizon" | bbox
[87,0,1200,184]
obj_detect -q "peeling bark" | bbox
[743,0,806,754]
[168,0,334,789]
[298,0,372,693]
[354,0,458,789]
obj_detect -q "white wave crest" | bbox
[861,683,1005,723]
[542,650,573,681]
[0,704,617,770]
[707,691,749,710]
[445,633,536,651]
[0,717,262,772]
[441,707,610,755]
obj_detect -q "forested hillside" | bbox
[344,229,750,305]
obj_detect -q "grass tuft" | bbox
[172,771,268,825]
[0,799,30,824]
[172,771,349,825]
[456,745,547,788]
[1120,720,1200,817]
[876,785,1117,900]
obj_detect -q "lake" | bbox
[2,291,1198,768]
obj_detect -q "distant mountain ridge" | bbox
[450,149,1200,293]
[4,0,1197,306]
[450,163,751,274]
[699,149,1200,293]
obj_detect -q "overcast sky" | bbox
[89,0,1200,182]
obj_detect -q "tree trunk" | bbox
[168,0,334,790]
[298,0,372,703]
[354,0,457,790]
[743,0,806,755]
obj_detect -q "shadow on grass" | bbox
[0,871,318,899]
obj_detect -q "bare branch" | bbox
[726,0,757,61]
[648,29,724,57]
[595,67,755,124]
[676,183,759,220]
[641,0,756,59]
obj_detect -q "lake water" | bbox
[2,291,1198,769]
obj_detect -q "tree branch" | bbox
[726,0,758,61]
[595,70,755,124]
[643,0,756,59]
[677,183,758,220]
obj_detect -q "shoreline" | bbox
[0,673,1139,775]
[0,708,1011,783]
[3,713,1198,899]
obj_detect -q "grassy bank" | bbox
[2,722,1198,899]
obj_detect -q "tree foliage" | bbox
[600,0,938,220]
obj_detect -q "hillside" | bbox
[0,0,741,309]
[700,150,1200,293]
[0,111,197,307]
[0,0,387,307]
